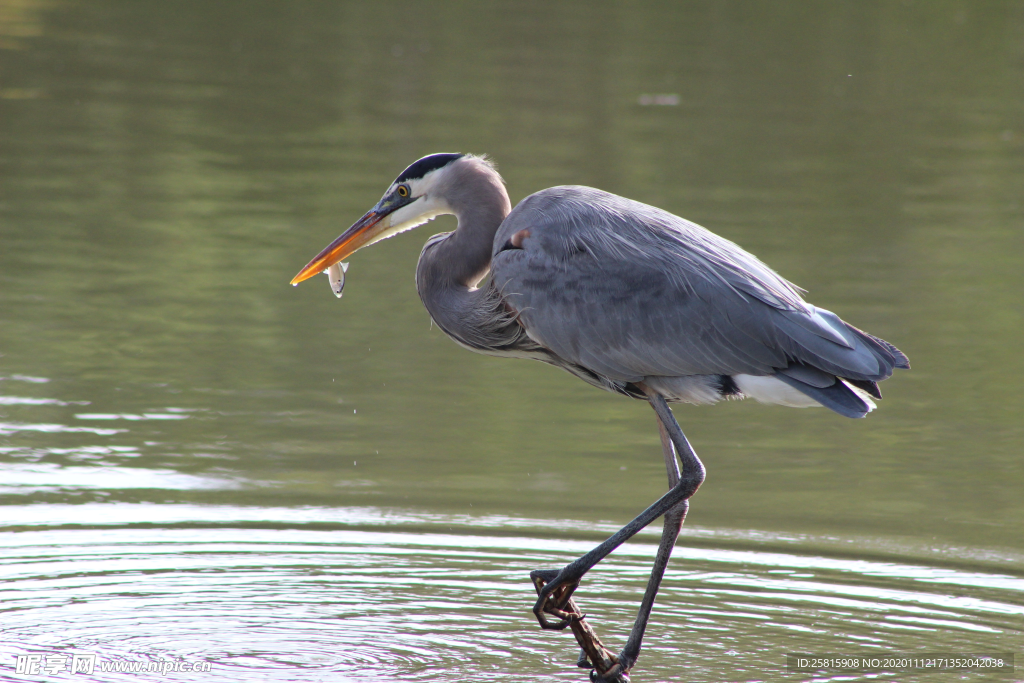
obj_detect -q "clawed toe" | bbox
[530,569,581,629]
[530,568,630,680]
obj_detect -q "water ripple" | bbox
[0,463,241,492]
[1,507,1021,682]
[0,422,125,436]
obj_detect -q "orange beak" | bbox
[290,210,384,286]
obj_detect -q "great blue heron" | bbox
[290,154,909,682]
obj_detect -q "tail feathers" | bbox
[840,320,910,372]
[779,362,882,399]
[763,313,907,418]
[861,330,911,370]
[776,306,910,381]
[774,371,874,418]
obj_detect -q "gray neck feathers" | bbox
[415,157,518,350]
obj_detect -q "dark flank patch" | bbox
[717,375,742,397]
[395,153,464,183]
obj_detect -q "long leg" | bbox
[532,391,705,678]
[571,417,690,680]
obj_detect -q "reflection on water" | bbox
[2,1,1023,681]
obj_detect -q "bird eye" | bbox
[397,185,409,198]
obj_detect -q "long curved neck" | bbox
[415,158,513,349]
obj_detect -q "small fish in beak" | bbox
[325,262,349,298]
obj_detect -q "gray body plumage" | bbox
[415,160,907,419]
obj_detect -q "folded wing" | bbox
[491,186,908,417]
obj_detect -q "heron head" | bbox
[290,153,465,286]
